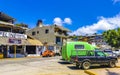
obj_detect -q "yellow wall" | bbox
[0,54,3,59]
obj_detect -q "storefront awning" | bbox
[27,39,43,46]
[0,37,10,45]
[0,37,28,46]
[0,36,43,46]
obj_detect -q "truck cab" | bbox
[71,50,118,70]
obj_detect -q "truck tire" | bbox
[82,61,90,70]
[109,60,116,68]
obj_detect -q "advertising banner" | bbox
[8,38,22,44]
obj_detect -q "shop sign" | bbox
[0,31,27,39]
[8,38,22,44]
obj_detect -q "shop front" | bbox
[0,31,28,58]
[26,38,43,56]
[0,33,43,58]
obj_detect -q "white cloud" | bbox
[112,0,120,4]
[53,17,63,26]
[53,17,72,26]
[70,13,120,35]
[64,18,72,24]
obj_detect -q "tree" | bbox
[15,23,28,28]
[102,28,120,48]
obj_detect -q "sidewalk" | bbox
[0,56,42,60]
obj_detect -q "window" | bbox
[48,46,54,51]
[95,51,105,56]
[32,31,36,35]
[45,29,49,34]
[87,51,94,56]
[56,37,61,45]
[75,45,84,50]
[0,46,3,53]
[37,31,39,34]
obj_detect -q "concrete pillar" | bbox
[36,46,39,56]
[24,45,26,53]
[14,45,16,58]
[7,45,10,58]
[54,46,56,53]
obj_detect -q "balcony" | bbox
[0,21,14,26]
[54,32,68,38]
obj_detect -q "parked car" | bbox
[103,49,117,57]
[113,50,120,58]
[71,50,118,70]
[42,50,55,57]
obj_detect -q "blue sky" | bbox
[0,0,120,35]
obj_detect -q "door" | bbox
[95,51,107,64]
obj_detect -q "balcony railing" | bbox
[55,32,68,37]
[0,21,14,26]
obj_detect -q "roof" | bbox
[0,12,15,21]
[0,37,29,45]
[27,39,43,46]
[0,36,43,46]
[54,25,70,32]
[26,35,43,46]
[66,41,89,44]
[0,22,28,30]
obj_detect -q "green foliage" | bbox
[15,23,28,28]
[102,28,120,48]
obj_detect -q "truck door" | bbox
[87,51,96,64]
[95,51,107,64]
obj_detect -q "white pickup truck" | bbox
[113,50,120,58]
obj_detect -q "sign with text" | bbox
[0,31,27,39]
[8,38,22,44]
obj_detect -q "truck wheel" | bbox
[82,61,90,70]
[109,60,116,68]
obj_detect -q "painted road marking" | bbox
[84,70,97,75]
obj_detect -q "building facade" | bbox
[26,20,70,54]
[0,12,43,58]
[78,34,109,49]
[68,34,109,49]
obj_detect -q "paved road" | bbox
[0,57,120,75]
[0,57,55,65]
[0,57,87,75]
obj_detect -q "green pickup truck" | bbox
[62,41,98,61]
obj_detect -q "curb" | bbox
[0,56,42,60]
[26,56,42,58]
[116,66,120,68]
[0,58,26,60]
[84,70,97,75]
